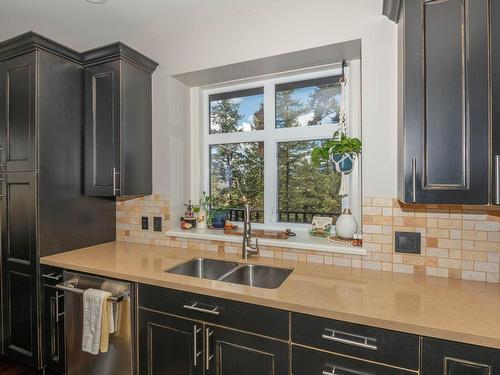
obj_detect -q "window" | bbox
[201,65,360,228]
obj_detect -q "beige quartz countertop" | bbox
[41,241,500,349]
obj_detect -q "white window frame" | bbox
[192,61,361,231]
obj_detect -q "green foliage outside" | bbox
[209,82,343,223]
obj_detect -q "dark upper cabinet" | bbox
[493,0,500,205]
[84,54,156,197]
[398,0,492,204]
[422,337,500,375]
[206,325,289,375]
[0,52,37,172]
[138,308,203,375]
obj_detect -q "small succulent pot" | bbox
[211,210,228,229]
[332,154,354,174]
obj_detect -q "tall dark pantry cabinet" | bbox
[0,34,116,368]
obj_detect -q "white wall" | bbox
[164,0,398,210]
[0,0,398,222]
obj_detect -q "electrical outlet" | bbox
[153,216,162,232]
[395,231,421,254]
[141,216,149,230]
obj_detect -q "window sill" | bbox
[166,229,367,256]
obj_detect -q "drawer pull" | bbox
[183,302,220,316]
[323,364,370,375]
[42,273,63,281]
[322,329,377,351]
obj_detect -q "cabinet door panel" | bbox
[422,337,500,375]
[138,308,202,375]
[0,52,36,172]
[206,325,288,375]
[400,0,489,204]
[84,61,120,196]
[1,172,38,367]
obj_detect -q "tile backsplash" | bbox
[116,195,500,283]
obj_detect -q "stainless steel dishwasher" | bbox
[55,271,134,375]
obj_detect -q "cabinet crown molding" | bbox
[0,31,158,74]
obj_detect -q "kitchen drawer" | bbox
[422,337,500,375]
[41,265,64,287]
[138,284,289,340]
[293,345,414,375]
[292,313,419,370]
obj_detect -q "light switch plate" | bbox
[395,231,421,254]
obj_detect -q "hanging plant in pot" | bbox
[311,130,362,174]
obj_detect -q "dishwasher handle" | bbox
[55,279,130,303]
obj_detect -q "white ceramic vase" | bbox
[335,208,358,240]
[197,208,208,229]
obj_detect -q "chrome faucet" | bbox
[242,204,259,260]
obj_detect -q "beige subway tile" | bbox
[474,241,500,251]
[476,221,500,232]
[393,263,414,274]
[487,232,500,242]
[438,219,461,229]
[362,197,373,206]
[382,263,392,272]
[449,230,462,240]
[426,267,449,278]
[426,218,438,228]
[403,255,425,266]
[393,254,403,264]
[333,257,351,267]
[352,259,362,268]
[427,209,450,219]
[426,248,449,258]
[487,273,500,283]
[426,257,438,267]
[474,262,499,273]
[403,217,427,227]
[449,250,462,259]
[461,260,474,271]
[364,207,383,216]
[462,270,486,282]
[462,220,475,230]
[362,261,382,271]
[462,230,488,241]
[363,225,382,234]
[372,198,393,207]
[437,239,462,249]
[487,252,500,263]
[307,254,324,264]
[463,211,487,221]
[382,207,393,217]
[462,250,487,262]
[437,258,462,269]
[427,228,450,238]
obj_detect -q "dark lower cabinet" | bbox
[422,337,500,375]
[41,267,65,375]
[138,308,203,375]
[292,345,413,375]
[206,325,288,375]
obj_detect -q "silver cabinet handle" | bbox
[193,325,202,367]
[323,364,369,375]
[322,329,377,351]
[113,167,120,195]
[183,302,219,316]
[495,155,500,205]
[42,273,63,281]
[205,327,214,370]
[411,158,417,203]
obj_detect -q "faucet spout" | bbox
[242,204,259,260]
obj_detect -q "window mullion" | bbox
[263,82,276,225]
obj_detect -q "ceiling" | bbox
[0,0,280,55]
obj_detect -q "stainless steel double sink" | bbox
[165,258,293,289]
